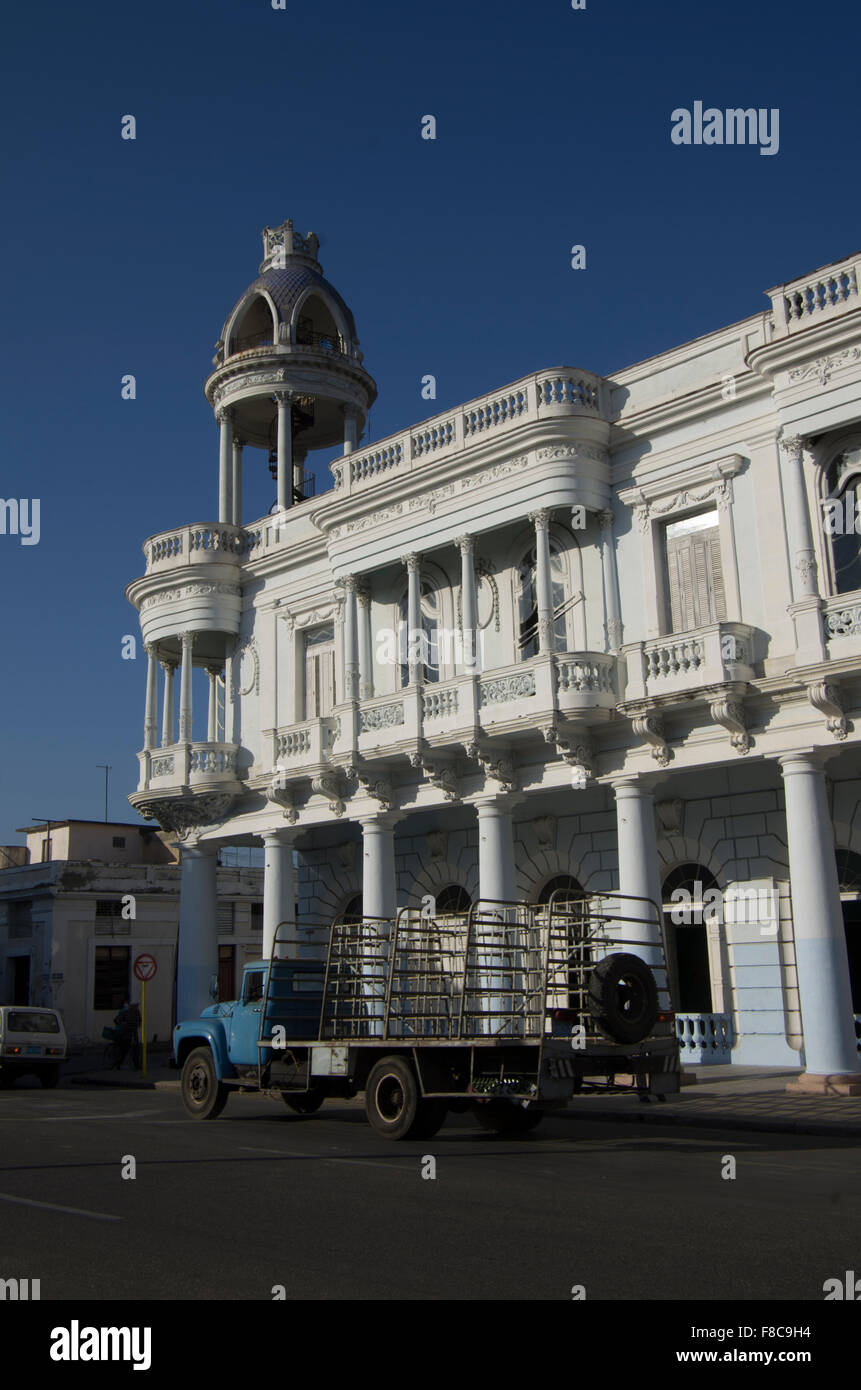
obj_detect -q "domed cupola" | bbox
[204,219,377,522]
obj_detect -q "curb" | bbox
[561,1103,861,1141]
[67,1074,180,1091]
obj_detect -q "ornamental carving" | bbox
[460,456,530,491]
[268,772,299,824]
[479,672,536,706]
[535,444,609,464]
[788,349,861,386]
[213,369,288,406]
[632,713,671,766]
[236,637,260,697]
[360,702,405,732]
[807,682,848,741]
[137,793,234,839]
[709,697,750,755]
[311,771,347,817]
[140,583,240,611]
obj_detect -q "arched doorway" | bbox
[336,893,363,926]
[435,884,471,917]
[835,849,861,1047]
[662,864,715,1013]
[536,873,585,906]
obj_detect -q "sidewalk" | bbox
[563,1065,861,1140]
[62,1054,861,1138]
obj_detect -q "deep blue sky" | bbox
[0,0,857,844]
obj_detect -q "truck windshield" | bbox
[7,1011,60,1033]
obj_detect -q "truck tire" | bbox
[39,1065,60,1089]
[365,1056,446,1141]
[181,1047,229,1120]
[472,1100,543,1135]
[282,1088,325,1114]
[587,952,659,1045]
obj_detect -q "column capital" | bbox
[597,508,615,530]
[778,430,806,465]
[215,406,233,426]
[261,827,300,846]
[358,810,404,831]
[608,774,659,796]
[342,573,358,593]
[777,750,825,775]
[144,641,157,658]
[273,390,293,407]
[205,664,223,679]
[455,533,475,553]
[402,551,422,571]
[180,630,196,648]
[160,657,178,672]
[356,580,371,607]
[528,508,552,529]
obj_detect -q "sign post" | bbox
[133,953,158,1078]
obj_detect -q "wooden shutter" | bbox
[666,524,727,632]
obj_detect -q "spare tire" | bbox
[587,952,659,1045]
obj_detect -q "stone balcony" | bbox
[270,652,619,789]
[328,367,608,500]
[130,742,245,834]
[765,254,861,341]
[622,623,756,702]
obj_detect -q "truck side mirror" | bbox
[209,974,219,1002]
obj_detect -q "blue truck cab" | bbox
[174,959,325,1119]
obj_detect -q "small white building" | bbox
[0,821,264,1045]
[126,221,861,1089]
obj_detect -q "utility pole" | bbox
[32,818,53,862]
[96,765,111,822]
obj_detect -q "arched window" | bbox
[399,576,440,685]
[662,864,716,1014]
[516,540,569,659]
[822,447,861,595]
[835,847,861,898]
[335,893,363,925]
[536,873,585,906]
[435,884,471,916]
[293,294,342,354]
[229,294,275,354]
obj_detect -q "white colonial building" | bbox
[127,220,861,1090]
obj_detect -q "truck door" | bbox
[225,968,265,1065]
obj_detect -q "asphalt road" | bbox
[0,1083,858,1301]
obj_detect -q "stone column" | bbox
[176,842,218,1023]
[779,433,818,600]
[223,642,236,745]
[217,408,233,524]
[143,644,158,751]
[275,392,293,510]
[780,754,861,1092]
[475,796,516,904]
[178,631,195,743]
[160,660,177,747]
[474,797,518,1035]
[598,509,623,651]
[231,435,243,527]
[529,509,555,654]
[457,534,478,672]
[343,575,359,700]
[612,778,663,963]
[404,552,423,684]
[357,582,373,699]
[206,667,221,743]
[343,404,358,455]
[361,816,398,920]
[262,830,297,960]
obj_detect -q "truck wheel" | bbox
[181,1047,229,1120]
[365,1056,446,1141]
[282,1088,325,1114]
[39,1065,60,1089]
[472,1100,543,1135]
[587,952,659,1045]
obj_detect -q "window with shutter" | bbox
[665,510,726,633]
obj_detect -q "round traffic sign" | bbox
[133,953,158,983]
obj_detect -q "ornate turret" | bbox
[204,219,377,521]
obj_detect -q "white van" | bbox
[0,1006,67,1088]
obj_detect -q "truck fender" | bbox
[174,1023,235,1080]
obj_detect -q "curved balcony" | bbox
[130,742,245,833]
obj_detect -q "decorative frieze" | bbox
[360,701,405,732]
[479,672,536,706]
[788,347,861,386]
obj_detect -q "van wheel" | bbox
[39,1066,60,1089]
[587,952,659,1045]
[473,1100,543,1135]
[282,1088,325,1114]
[365,1056,446,1141]
[181,1047,229,1120]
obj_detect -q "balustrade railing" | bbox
[675,1012,733,1063]
[768,256,860,336]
